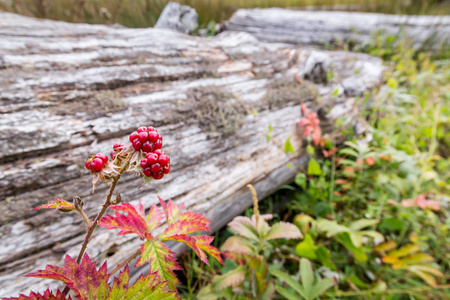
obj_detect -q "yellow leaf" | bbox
[388,244,419,258]
[374,241,397,252]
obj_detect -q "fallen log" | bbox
[224,8,450,50]
[0,12,384,296]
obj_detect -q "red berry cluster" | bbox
[110,143,125,159]
[85,153,108,172]
[129,126,162,152]
[140,149,171,180]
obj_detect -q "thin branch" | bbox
[109,249,141,277]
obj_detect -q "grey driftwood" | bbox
[0,12,384,296]
[224,8,450,50]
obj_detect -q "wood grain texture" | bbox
[0,12,384,296]
[224,8,450,49]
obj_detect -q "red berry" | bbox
[151,163,161,173]
[113,143,125,150]
[138,132,149,143]
[148,131,158,143]
[110,151,115,159]
[143,167,152,177]
[154,140,162,150]
[153,172,164,180]
[90,158,104,172]
[137,126,147,133]
[142,141,153,152]
[147,126,156,131]
[146,153,158,164]
[157,133,162,140]
[154,149,164,156]
[129,131,139,142]
[132,140,142,150]
[140,158,149,169]
[85,161,91,170]
[158,155,170,166]
[163,164,171,174]
[95,153,108,164]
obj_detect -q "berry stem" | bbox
[62,157,130,296]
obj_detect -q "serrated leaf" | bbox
[3,289,69,300]
[34,198,75,212]
[99,202,150,240]
[307,159,322,175]
[212,266,246,290]
[162,235,223,265]
[263,221,303,241]
[25,254,109,300]
[275,286,301,300]
[145,204,164,233]
[159,197,185,225]
[160,212,210,239]
[107,265,178,300]
[135,240,182,290]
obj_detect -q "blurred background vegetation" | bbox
[0,0,449,28]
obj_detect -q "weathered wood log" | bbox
[224,8,450,50]
[0,12,384,296]
[154,2,198,34]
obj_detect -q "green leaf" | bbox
[300,258,314,298]
[135,240,181,290]
[338,148,359,157]
[266,133,272,142]
[212,266,246,290]
[295,173,307,190]
[268,124,274,131]
[307,159,322,175]
[316,219,349,237]
[309,278,335,299]
[284,135,295,154]
[295,234,317,260]
[387,77,398,89]
[316,246,336,271]
[337,233,367,262]
[286,163,296,170]
[275,286,303,300]
[379,218,404,231]
[306,145,315,154]
[348,219,378,231]
[269,267,306,299]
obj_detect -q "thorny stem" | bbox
[109,249,141,276]
[62,158,130,296]
[247,184,259,227]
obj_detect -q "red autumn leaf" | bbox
[25,254,109,300]
[365,156,376,166]
[108,264,178,299]
[34,198,75,212]
[3,289,69,300]
[159,197,184,225]
[100,198,223,290]
[297,103,322,146]
[99,202,156,240]
[23,254,178,300]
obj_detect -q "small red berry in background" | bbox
[140,150,171,180]
[111,143,125,159]
[129,126,163,152]
[85,153,109,172]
